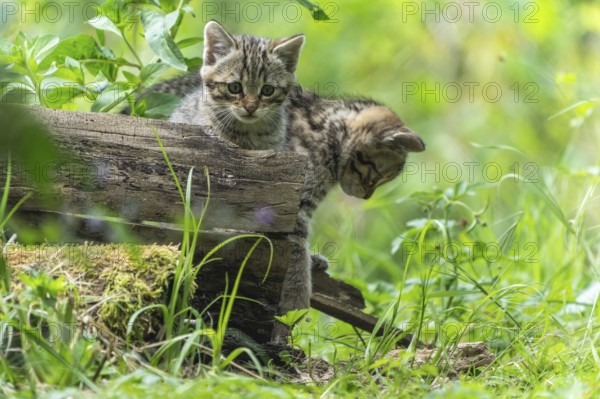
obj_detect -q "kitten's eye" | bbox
[227,82,243,94]
[260,85,275,96]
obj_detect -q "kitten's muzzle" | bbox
[244,103,258,114]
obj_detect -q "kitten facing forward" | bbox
[170,21,305,150]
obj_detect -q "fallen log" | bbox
[4,106,407,346]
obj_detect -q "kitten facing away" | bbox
[270,89,425,342]
[170,21,305,150]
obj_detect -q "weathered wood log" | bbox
[10,107,305,234]
[4,106,398,346]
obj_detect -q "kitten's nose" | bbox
[244,103,258,114]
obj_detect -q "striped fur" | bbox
[170,21,304,150]
[272,89,425,341]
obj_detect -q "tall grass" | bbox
[0,131,276,396]
[126,130,273,376]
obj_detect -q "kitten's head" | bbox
[339,106,425,199]
[200,21,304,125]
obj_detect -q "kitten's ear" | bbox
[382,127,426,153]
[272,34,305,73]
[203,21,237,65]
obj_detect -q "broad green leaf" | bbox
[141,10,187,71]
[37,62,58,76]
[31,35,60,63]
[39,34,108,68]
[139,63,170,86]
[87,15,123,38]
[39,35,120,81]
[52,57,85,85]
[0,58,29,75]
[42,84,85,109]
[138,92,180,119]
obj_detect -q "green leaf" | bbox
[137,92,181,119]
[87,15,123,38]
[15,31,29,47]
[122,70,140,84]
[42,84,85,109]
[184,57,203,71]
[1,83,37,104]
[428,290,480,298]
[176,37,203,49]
[274,309,308,327]
[99,0,143,25]
[181,4,195,16]
[548,99,599,120]
[141,10,187,71]
[39,34,108,68]
[91,81,136,112]
[37,61,58,76]
[96,29,106,46]
[31,34,60,63]
[38,35,120,81]
[139,63,170,87]
[0,54,23,67]
[132,98,146,116]
[52,57,85,84]
[294,0,330,20]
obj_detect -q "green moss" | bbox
[98,245,179,339]
[6,243,180,340]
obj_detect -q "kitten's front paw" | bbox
[311,254,329,271]
[271,321,291,345]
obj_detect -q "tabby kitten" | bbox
[170,21,305,150]
[133,23,425,342]
[270,88,425,342]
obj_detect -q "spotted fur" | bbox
[170,21,304,150]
